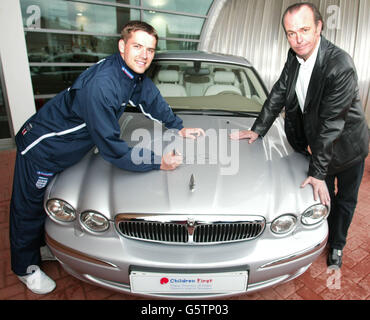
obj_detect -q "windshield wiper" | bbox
[174,108,259,117]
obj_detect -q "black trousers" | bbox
[325,160,365,250]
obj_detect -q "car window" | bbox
[147,60,267,113]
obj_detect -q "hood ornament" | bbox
[189,174,195,192]
[187,218,196,235]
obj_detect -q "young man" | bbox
[10,21,204,294]
[231,3,368,268]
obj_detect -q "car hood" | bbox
[46,113,316,223]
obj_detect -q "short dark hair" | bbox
[282,2,324,33]
[121,20,158,43]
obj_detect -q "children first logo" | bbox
[160,277,213,286]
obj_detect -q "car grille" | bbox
[115,215,265,244]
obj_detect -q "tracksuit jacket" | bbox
[16,52,184,173]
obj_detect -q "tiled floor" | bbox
[0,148,369,300]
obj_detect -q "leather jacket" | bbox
[252,36,369,179]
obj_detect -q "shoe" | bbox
[327,248,343,269]
[40,245,57,261]
[18,266,56,294]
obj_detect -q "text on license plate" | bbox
[130,270,248,294]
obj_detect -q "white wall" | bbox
[0,0,36,135]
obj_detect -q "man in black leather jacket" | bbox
[231,2,369,268]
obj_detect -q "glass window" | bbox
[31,66,89,96]
[143,10,204,40]
[0,75,11,139]
[97,0,140,5]
[157,39,198,51]
[20,0,212,108]
[21,0,139,34]
[147,59,267,112]
[143,0,213,15]
[25,32,118,63]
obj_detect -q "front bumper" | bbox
[45,218,328,298]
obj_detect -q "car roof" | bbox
[154,51,253,68]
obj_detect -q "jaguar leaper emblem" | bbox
[187,218,196,235]
[189,174,195,192]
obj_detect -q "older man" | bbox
[231,3,368,269]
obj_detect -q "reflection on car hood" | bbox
[48,113,315,222]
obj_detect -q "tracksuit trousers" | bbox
[9,152,55,276]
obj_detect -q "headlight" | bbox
[301,204,329,226]
[80,211,109,232]
[271,215,297,234]
[46,199,76,222]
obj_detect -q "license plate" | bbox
[130,270,248,294]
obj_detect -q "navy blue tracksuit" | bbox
[10,53,184,275]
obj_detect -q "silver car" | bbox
[44,51,329,298]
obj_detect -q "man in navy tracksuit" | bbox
[10,21,204,294]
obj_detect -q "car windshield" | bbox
[146,59,267,115]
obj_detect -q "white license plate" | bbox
[130,270,248,294]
